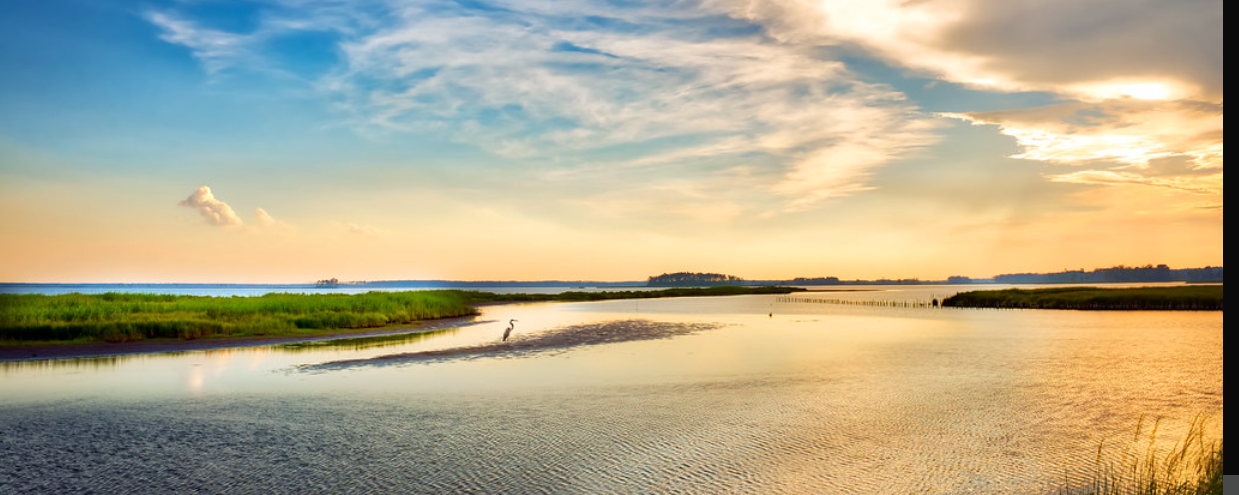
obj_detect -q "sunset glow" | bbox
[0,0,1222,283]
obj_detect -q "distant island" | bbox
[983,265,1222,285]
[641,265,1222,287]
[647,272,744,286]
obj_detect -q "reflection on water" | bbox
[278,328,461,353]
[0,327,464,371]
[0,354,135,372]
[0,285,1223,494]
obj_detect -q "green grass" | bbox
[0,291,480,344]
[942,286,1222,310]
[0,286,803,344]
[1065,417,1222,495]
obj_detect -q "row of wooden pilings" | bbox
[775,296,941,308]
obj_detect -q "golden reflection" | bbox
[0,328,462,372]
[187,366,204,394]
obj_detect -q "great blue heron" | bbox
[502,319,517,341]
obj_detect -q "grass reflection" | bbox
[0,327,462,372]
[278,328,460,353]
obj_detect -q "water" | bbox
[0,286,1223,493]
[0,283,659,297]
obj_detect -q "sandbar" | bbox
[304,319,724,371]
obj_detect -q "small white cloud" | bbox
[180,186,244,227]
[255,207,278,227]
[345,223,385,237]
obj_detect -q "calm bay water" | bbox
[0,285,1223,493]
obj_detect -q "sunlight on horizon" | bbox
[0,0,1222,283]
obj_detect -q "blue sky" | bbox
[0,0,1223,282]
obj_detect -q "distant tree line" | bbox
[645,264,1222,287]
[791,277,841,285]
[647,272,744,286]
[313,264,1222,290]
[990,265,1222,284]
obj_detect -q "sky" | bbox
[0,0,1223,283]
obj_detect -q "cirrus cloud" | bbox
[148,0,941,214]
[147,0,1219,219]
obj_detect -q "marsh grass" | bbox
[943,286,1222,310]
[0,291,480,343]
[1064,416,1222,495]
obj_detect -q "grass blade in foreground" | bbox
[1062,416,1222,495]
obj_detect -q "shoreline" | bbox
[0,314,484,362]
[1,287,803,359]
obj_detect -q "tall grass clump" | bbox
[1064,416,1222,495]
[0,291,480,343]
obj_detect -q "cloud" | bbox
[178,187,290,231]
[180,186,245,227]
[148,0,941,213]
[949,100,1222,197]
[345,222,385,237]
[937,0,1222,101]
[952,100,1222,168]
[254,207,283,228]
[148,0,1220,218]
[324,0,941,205]
[707,0,1222,101]
[145,12,254,75]
[1047,170,1219,194]
[773,102,939,210]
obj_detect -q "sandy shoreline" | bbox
[0,314,484,362]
